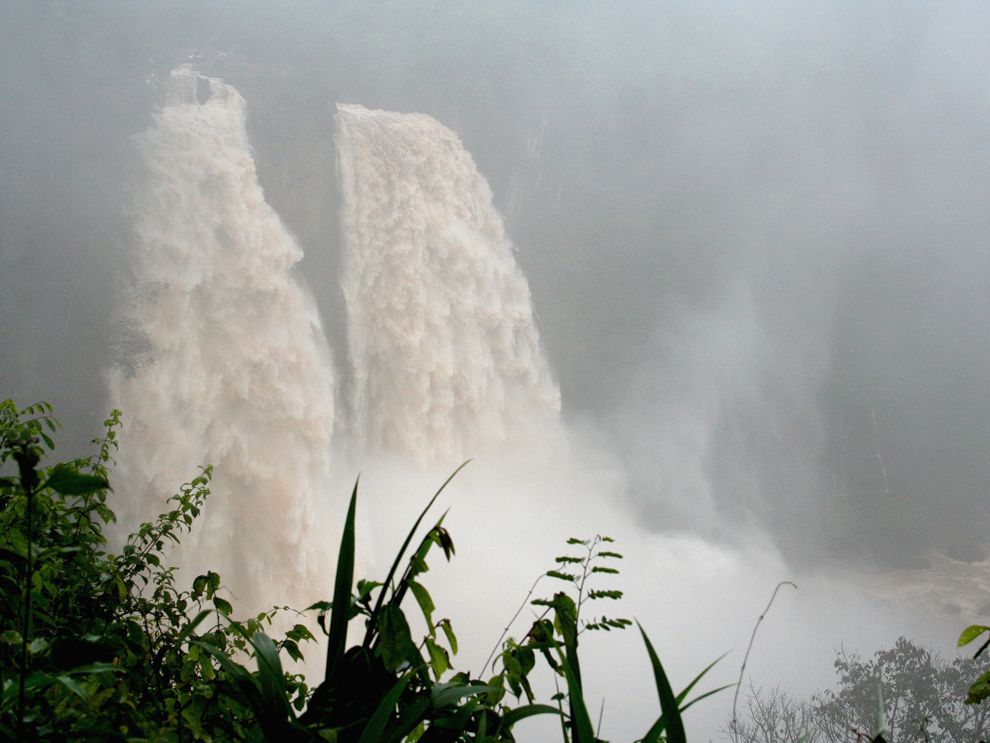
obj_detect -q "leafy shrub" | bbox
[0,400,724,741]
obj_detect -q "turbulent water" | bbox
[108,67,336,615]
[335,104,560,466]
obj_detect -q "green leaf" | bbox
[409,580,435,628]
[45,463,109,495]
[326,480,358,681]
[438,618,458,655]
[674,652,727,707]
[497,703,563,733]
[561,656,596,743]
[430,682,494,709]
[56,674,89,700]
[967,670,990,704]
[363,462,469,648]
[213,596,233,615]
[425,637,449,679]
[246,630,294,721]
[66,662,123,675]
[639,622,687,743]
[959,625,990,647]
[378,604,419,672]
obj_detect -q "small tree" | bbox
[727,637,990,742]
[720,684,820,742]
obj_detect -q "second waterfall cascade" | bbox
[335,103,561,468]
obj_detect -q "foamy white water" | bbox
[335,104,560,467]
[108,67,336,616]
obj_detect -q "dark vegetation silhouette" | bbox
[3,398,988,741]
[0,399,725,741]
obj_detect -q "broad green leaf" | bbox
[378,604,419,672]
[46,463,109,495]
[431,682,494,709]
[959,625,990,647]
[409,580,435,628]
[438,618,458,655]
[56,674,89,700]
[967,670,990,704]
[425,636,449,679]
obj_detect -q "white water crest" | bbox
[335,104,561,467]
[108,67,336,616]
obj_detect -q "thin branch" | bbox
[730,580,797,743]
[479,572,547,677]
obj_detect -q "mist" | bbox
[3,2,990,739]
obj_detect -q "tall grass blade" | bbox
[326,480,358,681]
[562,657,596,742]
[244,630,294,721]
[498,703,563,732]
[677,683,735,714]
[356,671,415,743]
[674,652,727,706]
[363,461,469,647]
[638,622,687,743]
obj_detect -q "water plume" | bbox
[335,103,560,467]
[108,66,336,616]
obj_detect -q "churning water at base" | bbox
[335,104,561,467]
[108,67,336,615]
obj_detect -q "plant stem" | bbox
[479,573,546,676]
[730,580,797,743]
[15,444,38,737]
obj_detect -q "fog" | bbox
[3,2,990,739]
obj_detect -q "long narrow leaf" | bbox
[356,671,415,743]
[431,683,495,709]
[498,703,563,732]
[174,608,213,646]
[561,655,596,743]
[675,651,727,705]
[326,480,358,680]
[638,622,686,743]
[192,640,262,708]
[678,683,735,714]
[246,630,294,721]
[386,697,431,743]
[363,461,469,648]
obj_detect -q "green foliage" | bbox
[958,624,990,704]
[1,399,727,741]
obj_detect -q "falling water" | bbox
[108,67,336,615]
[335,104,560,467]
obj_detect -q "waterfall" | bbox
[335,103,560,467]
[108,67,336,615]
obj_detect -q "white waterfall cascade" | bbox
[108,66,337,616]
[335,103,561,467]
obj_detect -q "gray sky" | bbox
[3,1,990,732]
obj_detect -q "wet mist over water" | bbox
[4,2,990,738]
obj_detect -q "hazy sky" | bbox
[2,1,990,735]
